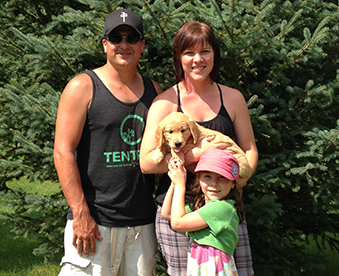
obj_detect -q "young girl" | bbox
[162,149,245,276]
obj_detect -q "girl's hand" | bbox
[167,158,186,186]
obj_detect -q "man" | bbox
[53,9,162,276]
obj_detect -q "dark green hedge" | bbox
[0,1,338,275]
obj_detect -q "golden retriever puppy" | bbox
[153,112,251,178]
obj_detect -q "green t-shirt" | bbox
[186,200,239,255]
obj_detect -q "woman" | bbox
[140,21,258,276]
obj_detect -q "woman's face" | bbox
[180,41,214,82]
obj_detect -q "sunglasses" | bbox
[106,33,143,44]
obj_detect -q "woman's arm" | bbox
[183,136,228,168]
[225,87,258,187]
[140,88,177,174]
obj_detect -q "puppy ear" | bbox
[188,119,200,144]
[155,123,165,148]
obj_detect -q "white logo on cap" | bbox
[120,11,128,22]
[232,163,238,177]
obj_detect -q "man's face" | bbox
[103,25,145,68]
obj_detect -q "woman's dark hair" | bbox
[172,21,221,82]
[189,172,245,224]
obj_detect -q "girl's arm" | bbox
[161,183,174,221]
[171,186,208,232]
[167,160,208,232]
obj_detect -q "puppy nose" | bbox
[175,142,182,148]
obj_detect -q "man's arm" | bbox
[53,73,103,257]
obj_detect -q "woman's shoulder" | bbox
[218,83,245,101]
[147,85,178,118]
[217,83,248,120]
[150,85,178,109]
[154,85,177,100]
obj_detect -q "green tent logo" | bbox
[120,115,144,146]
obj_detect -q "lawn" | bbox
[0,216,61,276]
[1,215,339,276]
[301,236,339,276]
[0,177,338,275]
[0,178,62,276]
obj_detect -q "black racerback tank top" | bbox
[156,83,236,204]
[68,70,158,227]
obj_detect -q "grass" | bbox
[0,216,61,276]
[0,178,338,275]
[0,178,62,276]
[302,235,339,276]
[1,213,338,276]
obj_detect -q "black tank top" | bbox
[67,70,157,227]
[156,83,236,204]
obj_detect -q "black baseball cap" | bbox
[103,9,143,37]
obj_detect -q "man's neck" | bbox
[93,64,144,103]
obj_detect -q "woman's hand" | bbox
[185,135,229,166]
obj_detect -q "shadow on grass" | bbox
[1,215,337,276]
[0,217,61,276]
[302,236,339,276]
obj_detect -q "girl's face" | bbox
[199,171,235,203]
[180,42,214,82]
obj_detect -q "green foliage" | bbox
[0,0,338,274]
[6,176,61,196]
[0,188,68,260]
[0,216,61,276]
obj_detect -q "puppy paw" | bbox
[153,149,165,164]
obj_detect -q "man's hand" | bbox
[72,215,103,257]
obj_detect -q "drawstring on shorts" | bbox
[110,226,142,274]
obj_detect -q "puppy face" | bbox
[163,121,192,153]
[155,112,200,154]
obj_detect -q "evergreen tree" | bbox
[0,0,338,274]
